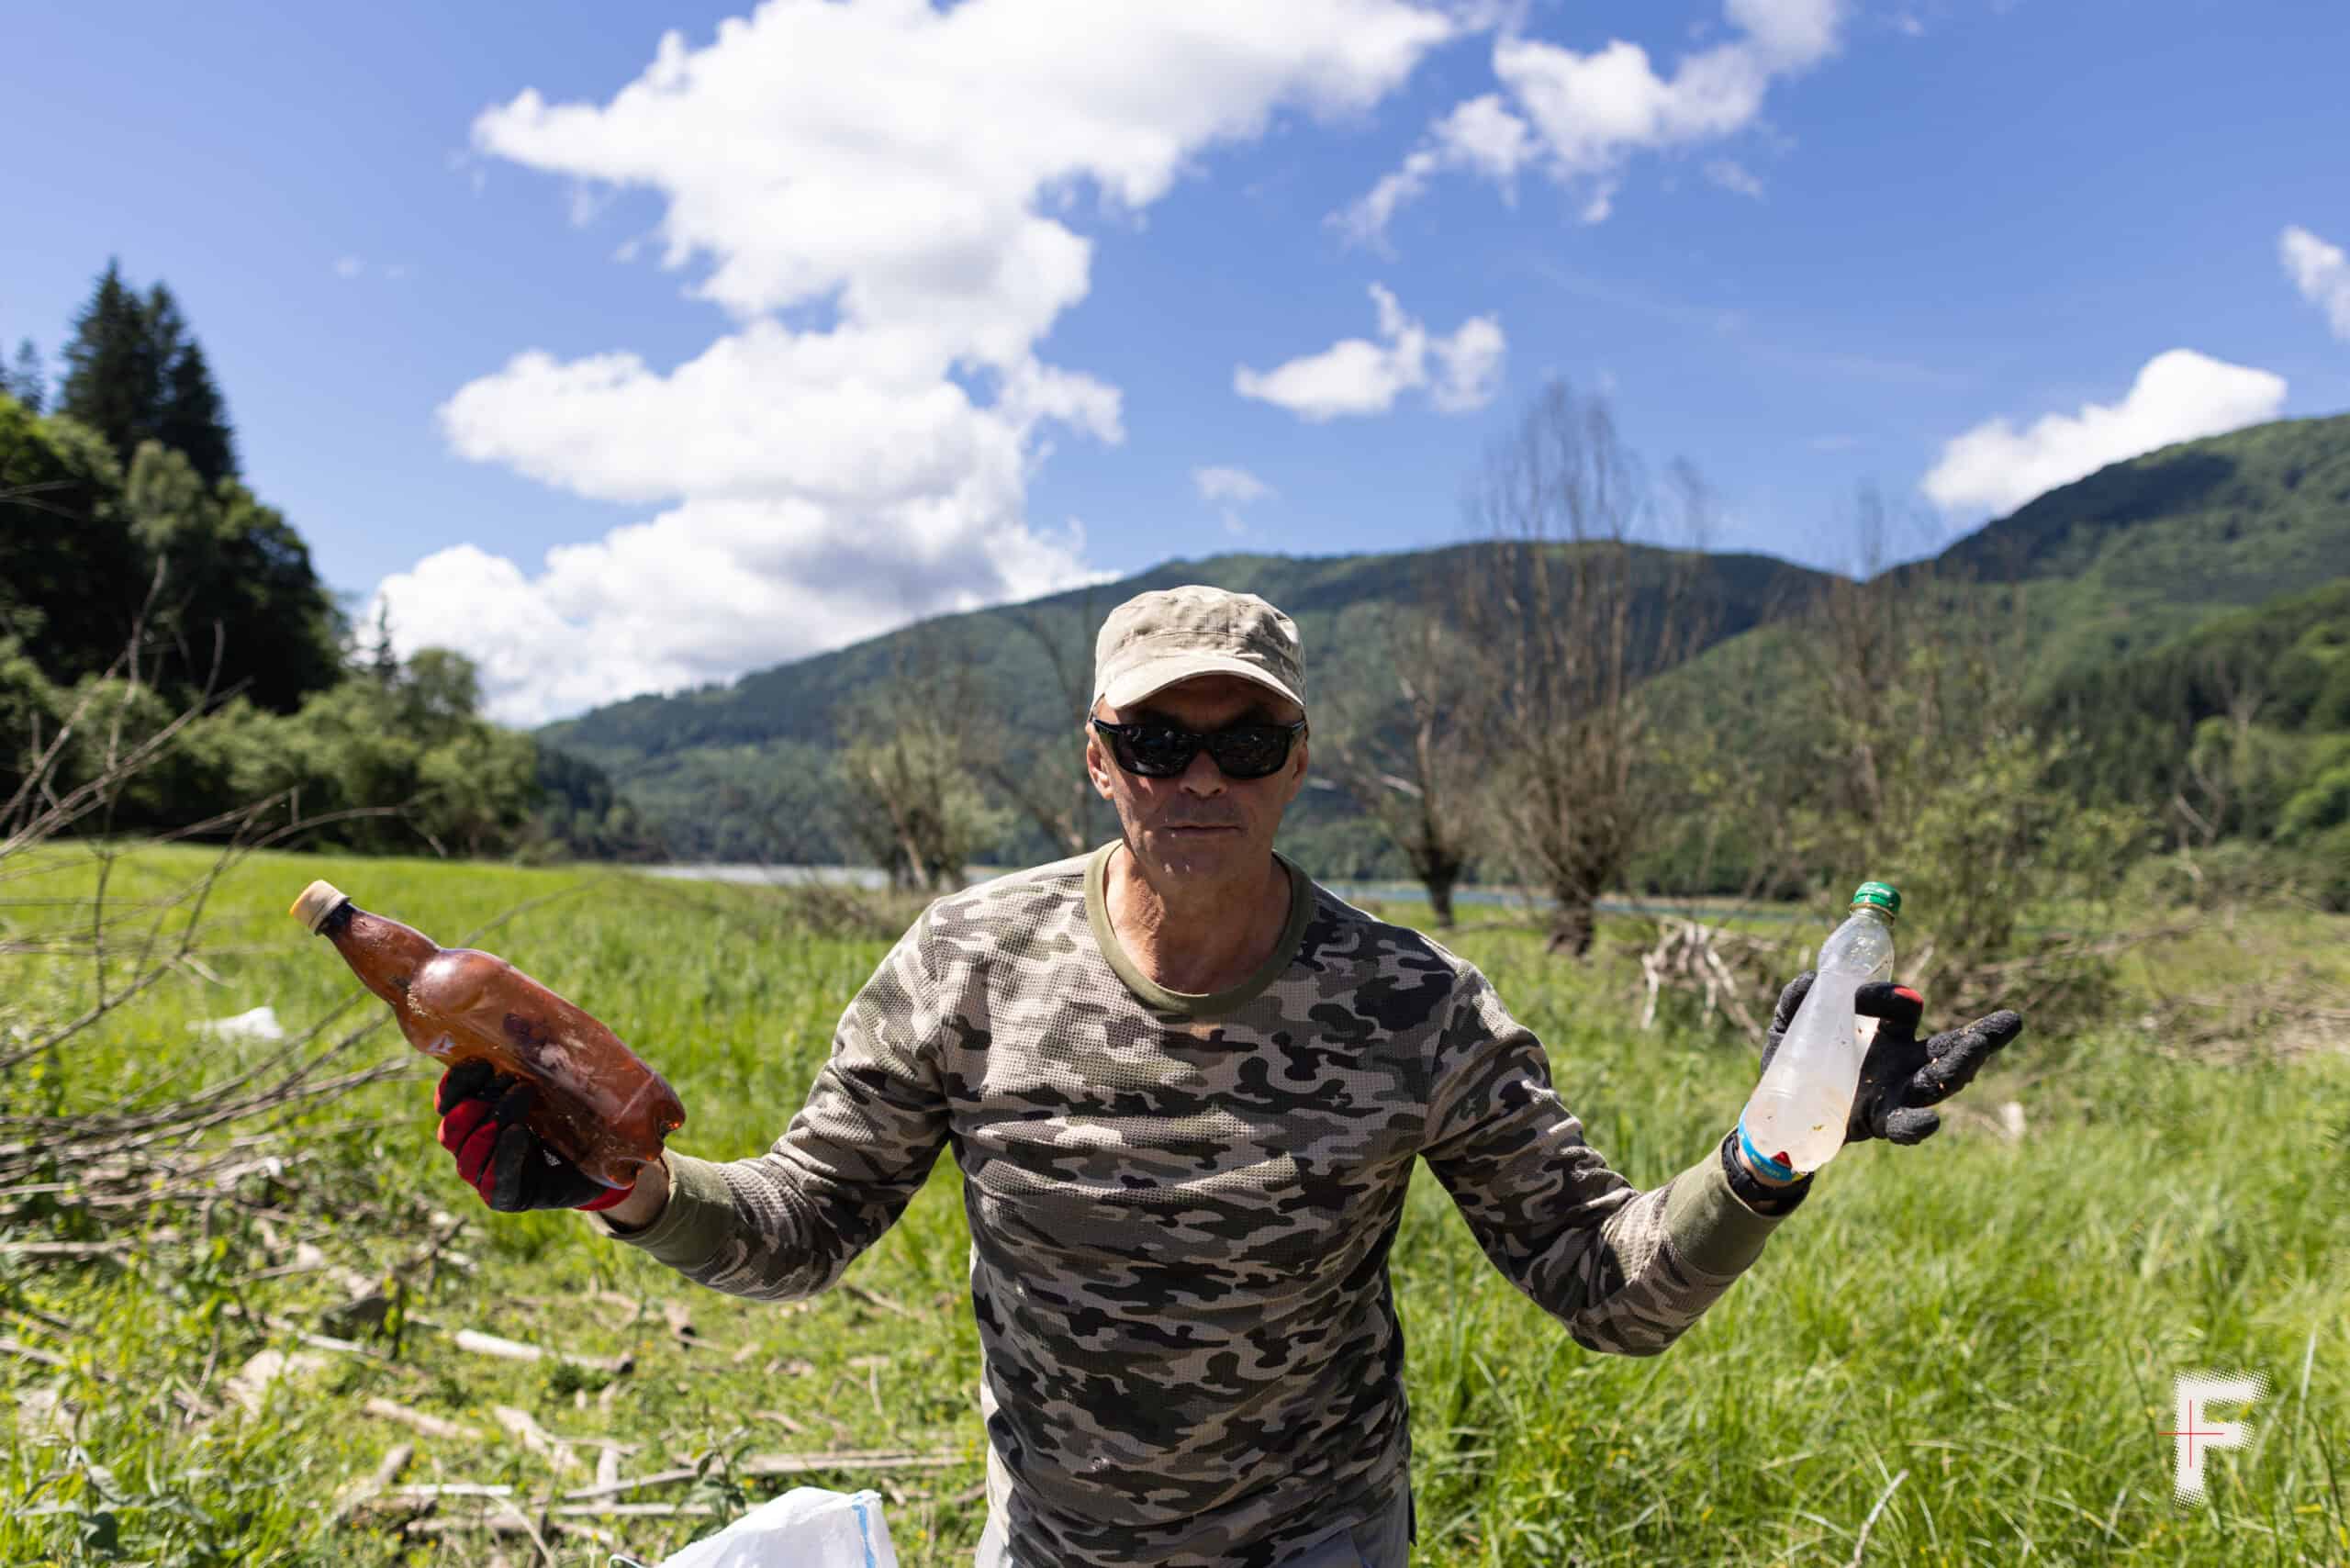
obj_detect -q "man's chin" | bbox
[1144,827,1249,870]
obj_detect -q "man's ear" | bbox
[1083,723,1115,800]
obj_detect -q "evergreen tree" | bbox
[57,263,239,484]
[157,339,238,484]
[60,260,162,465]
[364,601,400,689]
[2,339,43,412]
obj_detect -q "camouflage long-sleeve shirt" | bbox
[594,846,1802,1567]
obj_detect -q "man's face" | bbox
[1086,673,1308,884]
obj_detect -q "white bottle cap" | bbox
[289,879,350,934]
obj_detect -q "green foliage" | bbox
[0,337,45,412]
[0,398,146,684]
[833,682,1014,890]
[121,442,345,711]
[1,398,342,713]
[58,262,239,485]
[1930,410,2350,678]
[544,543,1828,873]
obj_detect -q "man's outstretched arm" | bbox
[1420,969,1805,1358]
[585,907,955,1302]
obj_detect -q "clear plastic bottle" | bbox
[1738,881,1899,1176]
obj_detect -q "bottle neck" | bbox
[321,904,439,1009]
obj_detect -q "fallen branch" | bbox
[492,1404,587,1475]
[843,1283,920,1320]
[331,1442,414,1522]
[363,1395,483,1442]
[426,1322,633,1375]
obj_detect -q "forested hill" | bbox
[1919,410,2350,678]
[544,543,1825,765]
[543,409,2349,871]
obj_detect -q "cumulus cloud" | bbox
[1234,284,1504,421]
[1920,349,2288,516]
[1342,0,1841,241]
[393,0,1458,722]
[1193,465,1273,505]
[2280,225,2350,340]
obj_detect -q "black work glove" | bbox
[434,1058,632,1213]
[1761,972,2025,1146]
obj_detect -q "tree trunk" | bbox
[1424,867,1459,928]
[1545,892,1596,958]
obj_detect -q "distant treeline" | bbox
[0,262,651,862]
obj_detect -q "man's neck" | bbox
[1104,841,1292,997]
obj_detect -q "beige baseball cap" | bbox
[1091,586,1305,714]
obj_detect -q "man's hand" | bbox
[434,1058,634,1213]
[1762,973,2024,1146]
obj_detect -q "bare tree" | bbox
[978,588,1099,858]
[1318,604,1485,926]
[1449,381,1714,957]
[833,635,1011,892]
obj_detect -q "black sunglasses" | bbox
[1091,717,1307,780]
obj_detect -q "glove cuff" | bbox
[576,1182,636,1213]
[1718,1128,1814,1216]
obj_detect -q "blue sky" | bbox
[6,0,2348,722]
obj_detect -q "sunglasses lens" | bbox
[1205,725,1292,778]
[1119,725,1198,776]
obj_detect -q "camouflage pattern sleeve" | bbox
[1421,966,1793,1357]
[587,905,953,1301]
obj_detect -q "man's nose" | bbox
[1178,746,1225,795]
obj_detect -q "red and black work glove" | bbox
[1762,973,2025,1146]
[434,1058,633,1214]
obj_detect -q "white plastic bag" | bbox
[631,1487,899,1568]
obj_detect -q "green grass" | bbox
[5,848,2348,1565]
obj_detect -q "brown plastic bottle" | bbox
[290,879,684,1189]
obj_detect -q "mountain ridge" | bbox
[542,410,2350,868]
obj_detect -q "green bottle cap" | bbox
[1851,880,1900,917]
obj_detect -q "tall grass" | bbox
[4,848,2344,1564]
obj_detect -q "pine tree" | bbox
[56,263,239,484]
[365,600,400,689]
[157,339,238,484]
[2,339,43,412]
[60,260,162,465]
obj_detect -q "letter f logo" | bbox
[2168,1372,2266,1504]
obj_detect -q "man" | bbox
[432,586,2023,1568]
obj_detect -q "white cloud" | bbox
[1705,158,1765,198]
[334,255,364,279]
[397,0,1458,722]
[2280,225,2350,341]
[1193,465,1275,538]
[1193,465,1273,505]
[1334,93,1536,247]
[1234,284,1504,421]
[1343,0,1843,240]
[1429,312,1506,411]
[1920,349,2288,516]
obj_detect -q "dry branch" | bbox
[364,1395,483,1442]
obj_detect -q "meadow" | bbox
[3,846,2346,1566]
